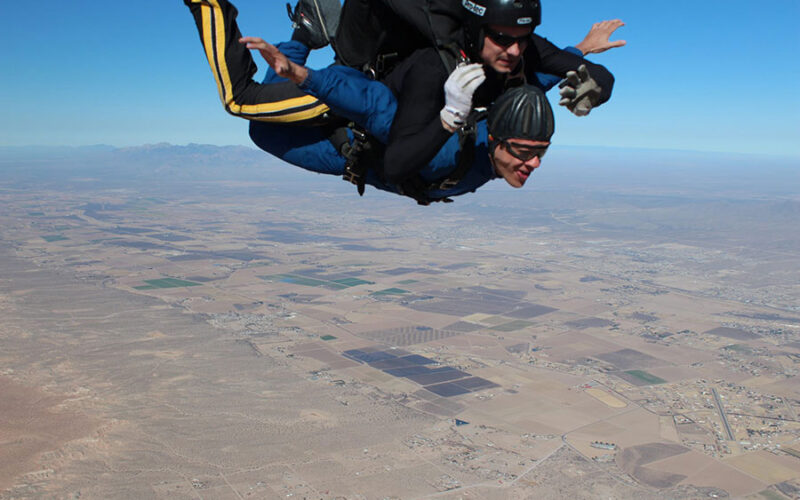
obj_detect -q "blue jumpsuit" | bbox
[248,41,579,201]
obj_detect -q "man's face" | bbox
[491,139,549,188]
[480,24,532,73]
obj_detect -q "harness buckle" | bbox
[436,178,460,191]
[342,164,361,185]
[341,125,370,196]
[374,52,398,78]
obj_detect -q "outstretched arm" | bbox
[183,0,327,124]
[526,35,614,105]
[244,36,399,143]
[574,19,626,55]
[240,37,309,84]
[534,19,626,91]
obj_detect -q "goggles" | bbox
[502,140,548,161]
[485,27,532,48]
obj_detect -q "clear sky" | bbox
[1,0,798,156]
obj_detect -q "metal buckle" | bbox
[343,163,361,185]
[436,178,459,190]
[351,128,367,143]
[374,52,398,78]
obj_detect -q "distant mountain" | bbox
[112,142,271,167]
[0,144,116,160]
[0,143,302,187]
[0,143,270,167]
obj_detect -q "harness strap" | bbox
[435,42,469,74]
[363,51,399,81]
[327,123,379,197]
[428,108,487,191]
[395,108,485,205]
[343,126,371,196]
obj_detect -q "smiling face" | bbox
[480,24,532,74]
[490,139,550,188]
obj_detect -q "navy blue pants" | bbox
[249,41,397,180]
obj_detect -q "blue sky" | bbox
[1,0,798,156]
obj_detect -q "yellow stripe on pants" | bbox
[196,0,330,122]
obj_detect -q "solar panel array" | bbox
[359,325,464,346]
[343,349,499,398]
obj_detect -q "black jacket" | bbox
[335,0,615,184]
[378,38,614,184]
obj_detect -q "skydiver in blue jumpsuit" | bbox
[244,36,560,203]
[184,0,625,203]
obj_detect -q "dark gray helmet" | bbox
[461,0,541,58]
[487,84,554,147]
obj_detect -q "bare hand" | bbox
[239,37,308,84]
[574,19,626,55]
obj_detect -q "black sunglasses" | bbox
[485,28,532,48]
[502,141,548,161]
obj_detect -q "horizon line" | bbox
[1,142,798,160]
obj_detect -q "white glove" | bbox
[558,64,602,117]
[440,63,486,129]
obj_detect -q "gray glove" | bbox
[440,63,486,129]
[558,64,602,117]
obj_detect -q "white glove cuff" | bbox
[440,106,467,130]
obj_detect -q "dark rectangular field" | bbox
[407,368,470,385]
[505,304,558,319]
[566,318,615,329]
[453,377,499,391]
[384,366,434,377]
[342,349,397,364]
[425,383,471,397]
[705,327,759,340]
[400,355,436,365]
[442,321,484,332]
[369,357,418,370]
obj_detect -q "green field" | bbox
[28,212,45,216]
[320,335,337,341]
[490,320,535,332]
[758,489,788,500]
[624,370,667,385]
[42,235,68,242]
[134,278,201,290]
[396,279,419,285]
[266,274,348,289]
[371,288,409,296]
[332,278,375,287]
[259,274,373,290]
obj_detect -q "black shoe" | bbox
[287,0,341,50]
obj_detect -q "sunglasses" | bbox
[502,141,548,161]
[485,28,532,48]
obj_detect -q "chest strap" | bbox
[428,108,486,191]
[396,108,486,205]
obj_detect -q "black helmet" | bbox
[461,0,541,58]
[487,84,554,149]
